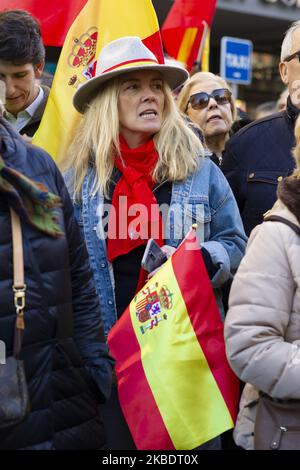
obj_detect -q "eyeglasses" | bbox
[284,50,300,62]
[186,88,232,112]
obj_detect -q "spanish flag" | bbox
[33,0,163,161]
[108,230,239,450]
[161,0,217,71]
[0,0,87,46]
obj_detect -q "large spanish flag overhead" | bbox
[162,0,217,71]
[33,0,163,161]
[0,0,88,46]
[108,230,239,450]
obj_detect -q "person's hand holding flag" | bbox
[108,226,240,450]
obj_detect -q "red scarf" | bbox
[107,136,164,263]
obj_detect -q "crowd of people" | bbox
[1,8,300,451]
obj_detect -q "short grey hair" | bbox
[281,20,300,62]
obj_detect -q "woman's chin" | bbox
[206,129,228,140]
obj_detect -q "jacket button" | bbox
[249,172,255,179]
[101,263,106,268]
[108,300,113,305]
[277,176,283,182]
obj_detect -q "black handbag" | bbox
[254,214,300,450]
[0,208,29,429]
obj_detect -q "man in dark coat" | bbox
[221,20,300,236]
[0,10,49,139]
[0,117,113,449]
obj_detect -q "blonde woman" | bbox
[177,72,237,166]
[62,36,246,450]
[225,114,300,450]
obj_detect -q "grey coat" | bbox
[225,178,300,448]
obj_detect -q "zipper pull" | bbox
[270,426,287,449]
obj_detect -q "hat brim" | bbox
[73,64,189,113]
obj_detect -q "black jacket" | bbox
[0,120,113,449]
[221,98,297,235]
[20,85,50,137]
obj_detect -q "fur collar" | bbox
[278,176,300,224]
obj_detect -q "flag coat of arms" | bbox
[33,0,164,161]
[108,231,240,450]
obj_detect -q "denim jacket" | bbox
[64,156,247,336]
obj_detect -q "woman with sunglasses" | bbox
[62,36,247,450]
[177,72,237,166]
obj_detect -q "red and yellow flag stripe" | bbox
[33,0,163,161]
[108,232,239,450]
[161,0,217,71]
[0,0,88,46]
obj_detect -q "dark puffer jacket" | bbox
[20,86,50,138]
[0,119,113,449]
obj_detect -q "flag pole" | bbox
[193,20,209,73]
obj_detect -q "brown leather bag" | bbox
[254,394,300,450]
[0,208,29,429]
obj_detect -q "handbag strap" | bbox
[10,208,26,357]
[264,214,300,236]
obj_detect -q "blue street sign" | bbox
[220,37,253,85]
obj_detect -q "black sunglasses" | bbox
[284,50,300,62]
[186,88,232,112]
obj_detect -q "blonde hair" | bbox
[293,114,300,178]
[177,72,237,122]
[61,77,204,198]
